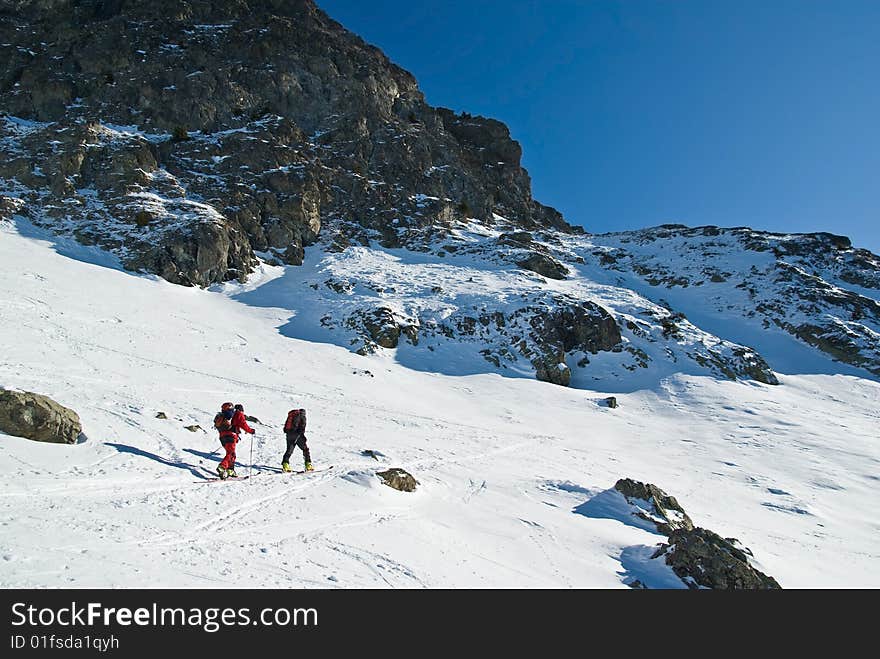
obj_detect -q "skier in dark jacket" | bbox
[214,401,255,479]
[282,408,312,472]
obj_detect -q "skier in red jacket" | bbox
[214,402,255,479]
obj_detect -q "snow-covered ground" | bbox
[1,218,878,588]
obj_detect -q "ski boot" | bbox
[281,462,291,473]
[227,468,237,478]
[304,462,314,472]
[217,465,228,480]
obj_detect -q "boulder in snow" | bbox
[614,478,694,534]
[515,252,569,280]
[0,389,82,444]
[533,354,571,387]
[377,468,418,492]
[652,527,781,589]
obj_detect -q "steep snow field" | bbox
[1,219,878,588]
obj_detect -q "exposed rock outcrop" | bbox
[1,0,578,287]
[346,307,418,354]
[613,478,781,589]
[614,478,694,535]
[652,528,782,590]
[530,302,621,355]
[0,389,82,444]
[592,225,880,379]
[516,252,569,280]
[377,468,418,492]
[533,354,571,387]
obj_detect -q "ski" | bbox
[294,465,333,475]
[194,466,332,482]
[194,475,251,483]
[277,465,334,476]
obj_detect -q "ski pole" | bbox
[249,430,255,477]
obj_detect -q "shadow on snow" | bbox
[574,487,687,589]
[106,442,216,480]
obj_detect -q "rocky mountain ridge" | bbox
[2,0,878,387]
[587,225,880,378]
[1,0,571,285]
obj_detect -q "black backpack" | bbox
[283,409,306,433]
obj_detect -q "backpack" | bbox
[214,410,233,433]
[283,409,306,433]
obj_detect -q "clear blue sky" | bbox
[318,0,880,252]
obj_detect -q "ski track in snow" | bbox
[1,219,879,587]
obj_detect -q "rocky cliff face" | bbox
[2,1,877,387]
[1,0,573,286]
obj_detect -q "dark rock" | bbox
[282,242,305,267]
[183,424,202,432]
[343,306,419,352]
[530,301,621,355]
[325,279,353,294]
[498,231,533,246]
[0,389,82,444]
[171,125,189,142]
[605,396,618,409]
[653,528,781,589]
[614,478,694,535]
[155,411,168,419]
[363,307,401,349]
[659,313,685,339]
[691,346,780,385]
[0,195,26,221]
[729,347,780,385]
[533,353,571,387]
[123,215,256,287]
[516,252,569,280]
[134,210,154,227]
[793,323,878,376]
[774,232,852,256]
[377,467,418,492]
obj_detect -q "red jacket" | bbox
[217,410,254,441]
[231,410,254,436]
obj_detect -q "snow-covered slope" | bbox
[582,225,880,378]
[2,217,878,588]
[235,214,781,391]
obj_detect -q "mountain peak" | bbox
[2,1,879,387]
